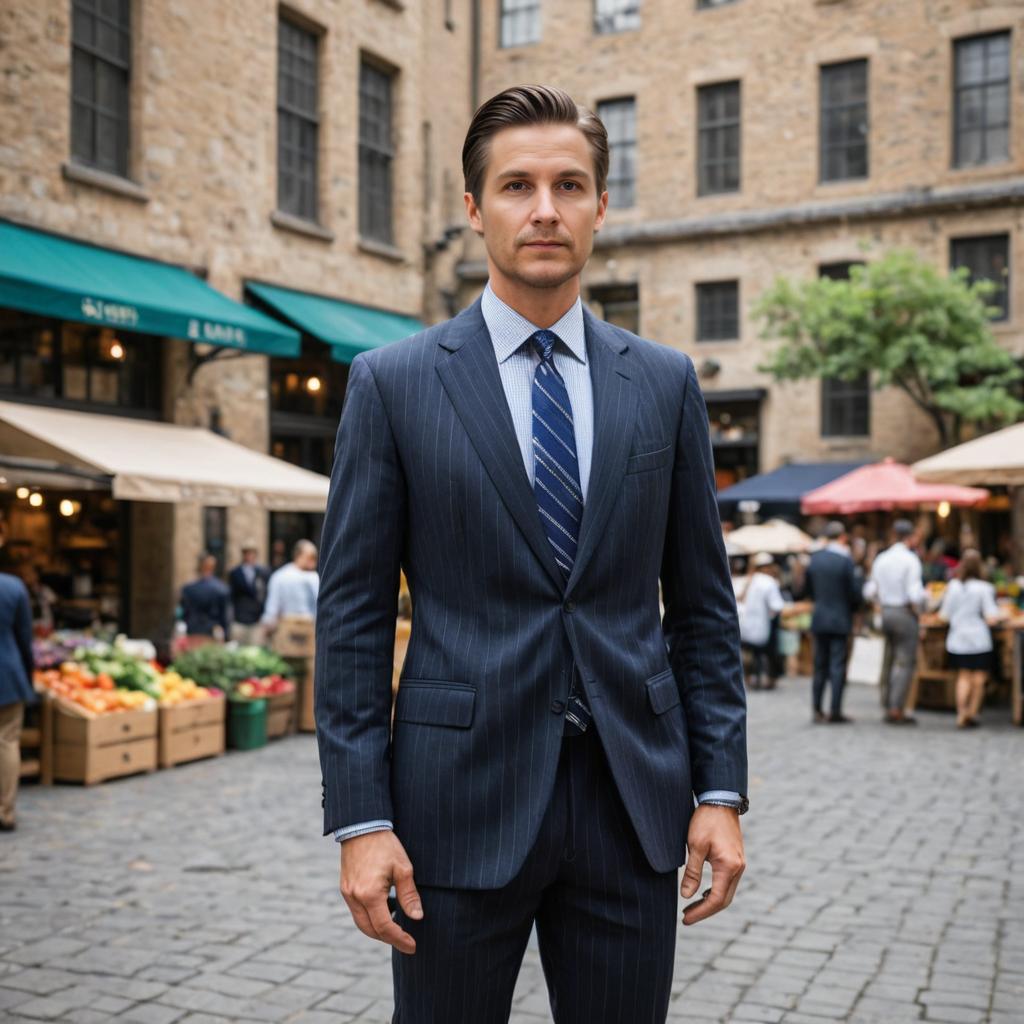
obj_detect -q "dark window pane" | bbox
[359,61,395,243]
[822,375,870,437]
[953,33,1011,168]
[697,81,740,195]
[951,234,1010,321]
[501,0,541,46]
[276,17,320,221]
[820,60,869,182]
[597,97,636,208]
[696,281,739,341]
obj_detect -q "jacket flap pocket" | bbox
[646,668,681,715]
[394,681,475,728]
[626,444,672,475]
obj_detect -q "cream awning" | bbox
[0,400,329,511]
[912,422,1024,487]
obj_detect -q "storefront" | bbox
[246,281,423,561]
[702,388,765,490]
[0,219,313,638]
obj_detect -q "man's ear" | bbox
[464,192,484,237]
[593,190,609,233]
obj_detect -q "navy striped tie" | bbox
[530,329,592,734]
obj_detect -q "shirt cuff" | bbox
[697,790,743,807]
[333,820,394,843]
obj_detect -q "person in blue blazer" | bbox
[315,85,749,1024]
[0,572,36,832]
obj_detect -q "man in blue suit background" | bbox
[0,571,35,832]
[316,85,748,1023]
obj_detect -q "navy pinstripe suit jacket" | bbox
[315,298,747,891]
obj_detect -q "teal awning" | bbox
[0,220,300,356]
[246,281,423,363]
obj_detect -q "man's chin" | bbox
[509,257,582,290]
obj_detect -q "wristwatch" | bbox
[700,796,749,815]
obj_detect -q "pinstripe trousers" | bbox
[391,726,679,1024]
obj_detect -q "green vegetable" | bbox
[169,645,295,690]
[75,645,162,698]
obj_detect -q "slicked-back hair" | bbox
[462,85,609,204]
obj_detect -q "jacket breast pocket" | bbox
[625,444,672,475]
[393,681,475,728]
[645,668,681,715]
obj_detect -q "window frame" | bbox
[819,58,869,183]
[695,280,740,342]
[950,233,1011,322]
[594,0,641,34]
[817,260,870,438]
[276,15,322,223]
[697,81,741,196]
[499,0,541,48]
[358,57,397,246]
[952,31,1011,169]
[597,97,637,208]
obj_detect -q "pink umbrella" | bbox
[800,458,989,515]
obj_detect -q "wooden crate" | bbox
[159,697,226,769]
[293,659,315,734]
[52,700,158,785]
[273,616,315,658]
[18,699,51,784]
[266,689,297,739]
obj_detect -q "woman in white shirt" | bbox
[737,552,786,690]
[938,549,1004,729]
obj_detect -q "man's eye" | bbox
[559,181,581,191]
[506,182,528,192]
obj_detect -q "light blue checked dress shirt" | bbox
[334,284,738,843]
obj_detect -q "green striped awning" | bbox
[0,220,300,356]
[246,281,423,363]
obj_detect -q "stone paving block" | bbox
[185,972,273,999]
[312,992,377,1017]
[115,1004,188,1024]
[225,960,301,985]
[922,1004,989,1024]
[2,969,81,996]
[62,1010,114,1024]
[9,994,84,1019]
[5,939,92,966]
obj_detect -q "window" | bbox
[820,60,868,182]
[951,234,1010,321]
[696,281,739,341]
[277,17,320,222]
[0,311,162,416]
[953,32,1010,168]
[70,0,131,178]
[500,0,540,47]
[697,82,741,195]
[595,0,640,33]
[203,508,227,578]
[697,0,738,8]
[818,261,869,437]
[589,283,639,334]
[359,60,396,245]
[597,98,636,208]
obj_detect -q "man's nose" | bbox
[530,188,559,224]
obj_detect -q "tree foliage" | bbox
[754,249,1023,445]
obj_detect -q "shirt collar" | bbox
[481,282,587,366]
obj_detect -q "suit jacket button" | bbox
[551,699,565,714]
[563,600,576,613]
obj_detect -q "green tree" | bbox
[754,248,1023,446]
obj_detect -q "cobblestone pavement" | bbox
[2,676,1022,1024]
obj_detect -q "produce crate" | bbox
[158,697,226,769]
[266,689,297,739]
[273,616,315,658]
[290,658,315,734]
[227,697,267,750]
[19,699,52,784]
[52,700,158,785]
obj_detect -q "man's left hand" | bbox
[680,804,746,926]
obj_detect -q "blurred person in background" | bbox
[0,571,35,832]
[262,539,319,633]
[738,552,786,690]
[866,519,927,725]
[180,554,230,639]
[938,549,1005,729]
[228,542,270,646]
[805,521,862,724]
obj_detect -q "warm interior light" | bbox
[28,492,44,507]
[16,486,30,499]
[109,340,125,360]
[937,501,951,519]
[305,376,322,394]
[60,499,76,517]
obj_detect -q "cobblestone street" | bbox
[2,677,1022,1024]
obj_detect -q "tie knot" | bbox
[530,329,558,363]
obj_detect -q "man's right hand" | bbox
[339,830,423,955]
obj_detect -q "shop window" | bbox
[953,32,1010,168]
[697,81,741,195]
[0,311,162,416]
[951,234,1010,321]
[820,59,869,182]
[500,0,541,47]
[597,98,637,208]
[359,59,396,245]
[277,16,321,222]
[589,283,639,334]
[594,0,640,34]
[70,0,132,178]
[696,281,739,341]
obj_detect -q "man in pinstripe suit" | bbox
[315,85,748,1024]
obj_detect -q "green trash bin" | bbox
[227,695,267,750]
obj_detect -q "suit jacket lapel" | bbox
[566,310,637,596]
[435,300,565,594]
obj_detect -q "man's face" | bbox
[464,123,608,293]
[242,550,257,564]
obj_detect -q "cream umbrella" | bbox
[727,519,814,556]
[912,422,1024,486]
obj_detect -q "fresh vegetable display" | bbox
[75,640,162,698]
[32,633,100,670]
[35,663,153,715]
[169,645,294,690]
[235,675,295,699]
[157,671,221,705]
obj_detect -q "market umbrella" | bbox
[727,519,814,555]
[911,422,1024,486]
[801,457,989,514]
